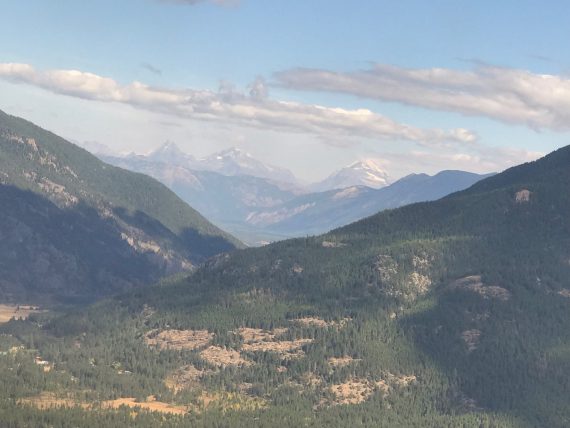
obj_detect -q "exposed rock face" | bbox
[407,272,432,295]
[451,276,511,301]
[321,240,347,248]
[375,255,398,284]
[515,189,531,203]
[375,253,434,300]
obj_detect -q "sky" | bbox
[1,0,570,182]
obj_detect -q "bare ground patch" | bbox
[18,393,89,410]
[236,327,288,343]
[145,329,213,351]
[451,276,511,301]
[329,378,375,405]
[327,373,416,406]
[0,304,44,324]
[102,396,188,415]
[200,346,251,367]
[235,326,313,360]
[291,317,350,329]
[20,393,189,415]
[165,364,211,393]
[241,339,313,360]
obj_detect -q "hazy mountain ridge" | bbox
[102,144,490,244]
[0,110,239,302]
[246,169,493,237]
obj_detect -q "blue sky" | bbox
[1,0,570,181]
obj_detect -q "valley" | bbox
[1,135,570,426]
[100,143,491,245]
[1,2,566,426]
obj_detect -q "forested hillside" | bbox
[1,146,570,426]
[0,110,239,303]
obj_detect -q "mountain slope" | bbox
[4,146,570,426]
[102,150,489,244]
[101,153,300,244]
[247,170,492,237]
[0,110,239,302]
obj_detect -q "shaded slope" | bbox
[0,110,239,302]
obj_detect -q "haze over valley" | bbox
[1,1,569,427]
[95,141,492,244]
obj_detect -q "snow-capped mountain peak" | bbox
[202,147,297,184]
[312,159,390,192]
[111,143,299,186]
[147,141,196,166]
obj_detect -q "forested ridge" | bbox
[2,146,570,426]
[0,110,239,303]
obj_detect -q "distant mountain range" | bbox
[128,142,299,186]
[0,110,239,303]
[98,142,492,245]
[88,141,391,192]
[245,170,495,238]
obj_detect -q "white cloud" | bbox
[376,146,543,178]
[0,63,476,146]
[275,64,570,132]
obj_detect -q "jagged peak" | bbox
[210,147,252,160]
[152,141,185,155]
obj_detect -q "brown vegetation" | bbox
[451,275,511,301]
[291,317,350,328]
[236,327,288,343]
[200,346,251,367]
[241,339,313,360]
[102,396,189,415]
[144,329,213,351]
[0,304,43,324]
[327,373,416,406]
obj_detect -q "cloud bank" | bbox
[275,64,570,132]
[0,63,475,146]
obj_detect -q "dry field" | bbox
[0,304,43,324]
[101,396,189,415]
[19,393,189,416]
